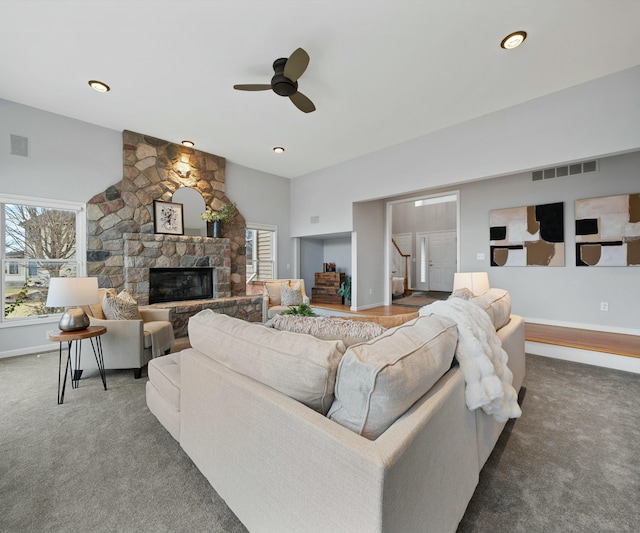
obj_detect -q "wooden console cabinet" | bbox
[311,272,345,305]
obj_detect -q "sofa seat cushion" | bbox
[265,315,386,347]
[327,315,458,440]
[188,310,345,414]
[148,352,182,412]
[472,289,511,331]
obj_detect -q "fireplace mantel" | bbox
[123,232,231,306]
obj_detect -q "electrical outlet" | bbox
[369,288,373,295]
[46,330,54,340]
[477,253,485,261]
[286,263,290,270]
[600,302,609,312]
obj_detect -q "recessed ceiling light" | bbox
[500,31,527,50]
[273,146,285,154]
[181,140,195,147]
[88,80,110,92]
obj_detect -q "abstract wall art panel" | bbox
[490,202,565,267]
[575,193,640,266]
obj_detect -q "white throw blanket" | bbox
[420,298,521,422]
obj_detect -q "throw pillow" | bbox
[280,284,303,306]
[327,315,457,440]
[102,290,142,320]
[265,315,386,347]
[264,281,285,306]
[449,287,475,301]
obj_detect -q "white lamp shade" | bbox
[46,277,99,307]
[452,272,490,296]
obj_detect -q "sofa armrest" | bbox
[139,308,171,323]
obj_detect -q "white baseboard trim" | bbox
[0,343,56,360]
[525,341,640,374]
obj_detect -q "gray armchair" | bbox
[81,289,175,378]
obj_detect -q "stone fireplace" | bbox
[84,131,263,330]
[86,130,246,296]
[122,231,231,306]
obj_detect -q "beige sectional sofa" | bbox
[146,290,525,533]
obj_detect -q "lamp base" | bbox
[58,307,90,332]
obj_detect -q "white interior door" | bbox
[428,231,456,292]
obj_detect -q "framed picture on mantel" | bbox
[153,200,184,235]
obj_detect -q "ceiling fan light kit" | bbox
[501,31,527,49]
[234,47,316,113]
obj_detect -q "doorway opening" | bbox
[387,192,459,305]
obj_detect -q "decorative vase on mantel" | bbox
[207,220,222,238]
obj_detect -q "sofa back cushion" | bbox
[188,310,345,414]
[472,288,511,331]
[327,315,457,440]
[265,315,386,347]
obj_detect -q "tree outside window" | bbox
[2,201,81,321]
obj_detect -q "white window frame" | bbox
[0,193,87,328]
[245,222,277,282]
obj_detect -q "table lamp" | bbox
[46,277,99,332]
[452,272,490,296]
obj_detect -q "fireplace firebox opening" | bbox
[149,267,216,304]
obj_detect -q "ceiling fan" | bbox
[233,48,316,113]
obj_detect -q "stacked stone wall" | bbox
[87,130,246,296]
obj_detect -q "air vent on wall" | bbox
[10,134,29,157]
[532,159,598,181]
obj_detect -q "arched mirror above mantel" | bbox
[172,187,206,236]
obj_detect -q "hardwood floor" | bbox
[312,303,417,316]
[315,304,640,359]
[525,323,640,359]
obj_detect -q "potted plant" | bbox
[281,303,318,317]
[201,202,238,237]
[337,276,351,305]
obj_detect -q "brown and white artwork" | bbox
[490,202,565,267]
[575,193,640,266]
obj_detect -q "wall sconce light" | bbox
[46,277,99,332]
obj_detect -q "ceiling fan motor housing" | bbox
[271,57,298,96]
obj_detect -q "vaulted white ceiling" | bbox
[2,0,640,179]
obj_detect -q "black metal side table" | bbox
[49,326,107,404]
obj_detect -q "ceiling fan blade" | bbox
[283,48,309,82]
[233,84,272,91]
[289,91,316,113]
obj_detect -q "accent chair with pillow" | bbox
[262,279,310,321]
[82,288,175,378]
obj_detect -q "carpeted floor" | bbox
[1,351,639,532]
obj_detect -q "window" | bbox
[245,223,277,282]
[1,195,86,325]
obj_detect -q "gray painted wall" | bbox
[225,162,293,279]
[459,151,640,332]
[290,65,640,238]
